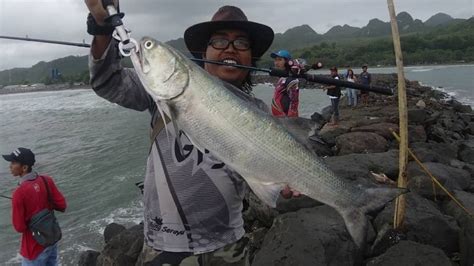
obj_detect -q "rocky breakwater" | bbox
[79,74,474,266]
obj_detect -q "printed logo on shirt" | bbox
[172,130,226,175]
[147,216,185,236]
[33,183,40,192]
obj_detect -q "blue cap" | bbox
[271,50,292,60]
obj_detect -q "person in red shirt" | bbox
[3,147,66,265]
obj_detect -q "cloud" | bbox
[0,0,471,70]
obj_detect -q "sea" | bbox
[0,64,473,264]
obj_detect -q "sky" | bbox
[0,0,472,71]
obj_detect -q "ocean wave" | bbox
[87,200,144,235]
[410,68,433,72]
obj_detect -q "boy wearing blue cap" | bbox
[270,50,300,117]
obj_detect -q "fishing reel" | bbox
[287,58,323,76]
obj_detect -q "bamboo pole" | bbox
[387,0,409,229]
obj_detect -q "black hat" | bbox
[184,6,274,59]
[2,147,35,166]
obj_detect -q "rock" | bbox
[466,122,474,135]
[323,150,399,181]
[248,228,268,264]
[252,206,361,266]
[78,250,100,266]
[458,138,474,164]
[450,159,466,169]
[369,224,407,257]
[96,224,144,266]
[408,109,428,124]
[335,132,388,155]
[321,105,334,122]
[374,193,460,254]
[442,190,474,266]
[244,192,278,228]
[308,136,334,157]
[408,125,427,143]
[416,100,426,109]
[276,195,322,214]
[319,124,351,146]
[410,142,458,164]
[450,100,472,113]
[310,111,326,124]
[366,241,451,266]
[350,122,399,140]
[104,223,126,244]
[407,162,471,195]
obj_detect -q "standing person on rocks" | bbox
[324,67,342,126]
[3,147,67,265]
[270,49,300,117]
[84,2,299,265]
[345,68,358,108]
[359,64,371,106]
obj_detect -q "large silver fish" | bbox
[131,37,405,249]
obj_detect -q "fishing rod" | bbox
[0,195,12,200]
[0,35,393,95]
[0,35,90,48]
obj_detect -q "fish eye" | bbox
[144,40,154,49]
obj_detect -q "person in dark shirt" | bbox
[359,64,371,106]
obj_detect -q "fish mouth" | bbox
[137,46,151,74]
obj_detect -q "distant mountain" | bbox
[357,18,391,37]
[424,13,454,26]
[271,24,323,50]
[324,24,360,38]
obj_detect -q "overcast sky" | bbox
[0,0,472,70]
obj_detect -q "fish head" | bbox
[135,37,189,100]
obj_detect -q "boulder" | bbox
[276,195,322,214]
[78,250,100,266]
[408,109,428,124]
[416,100,426,109]
[252,206,361,266]
[374,193,460,254]
[410,142,458,164]
[350,123,399,140]
[335,132,388,155]
[458,138,474,164]
[319,124,351,146]
[407,162,471,194]
[104,223,126,244]
[323,150,399,181]
[96,224,144,266]
[366,241,451,266]
[442,190,474,266]
[408,125,427,143]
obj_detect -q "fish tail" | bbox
[340,187,407,250]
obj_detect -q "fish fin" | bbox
[277,117,318,153]
[340,187,407,250]
[155,101,171,142]
[245,179,286,208]
[340,209,369,250]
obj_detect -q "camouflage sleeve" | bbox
[88,39,154,112]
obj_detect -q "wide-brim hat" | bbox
[184,6,274,60]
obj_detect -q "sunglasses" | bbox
[208,38,251,51]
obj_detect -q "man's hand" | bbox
[280,185,302,199]
[84,0,118,26]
